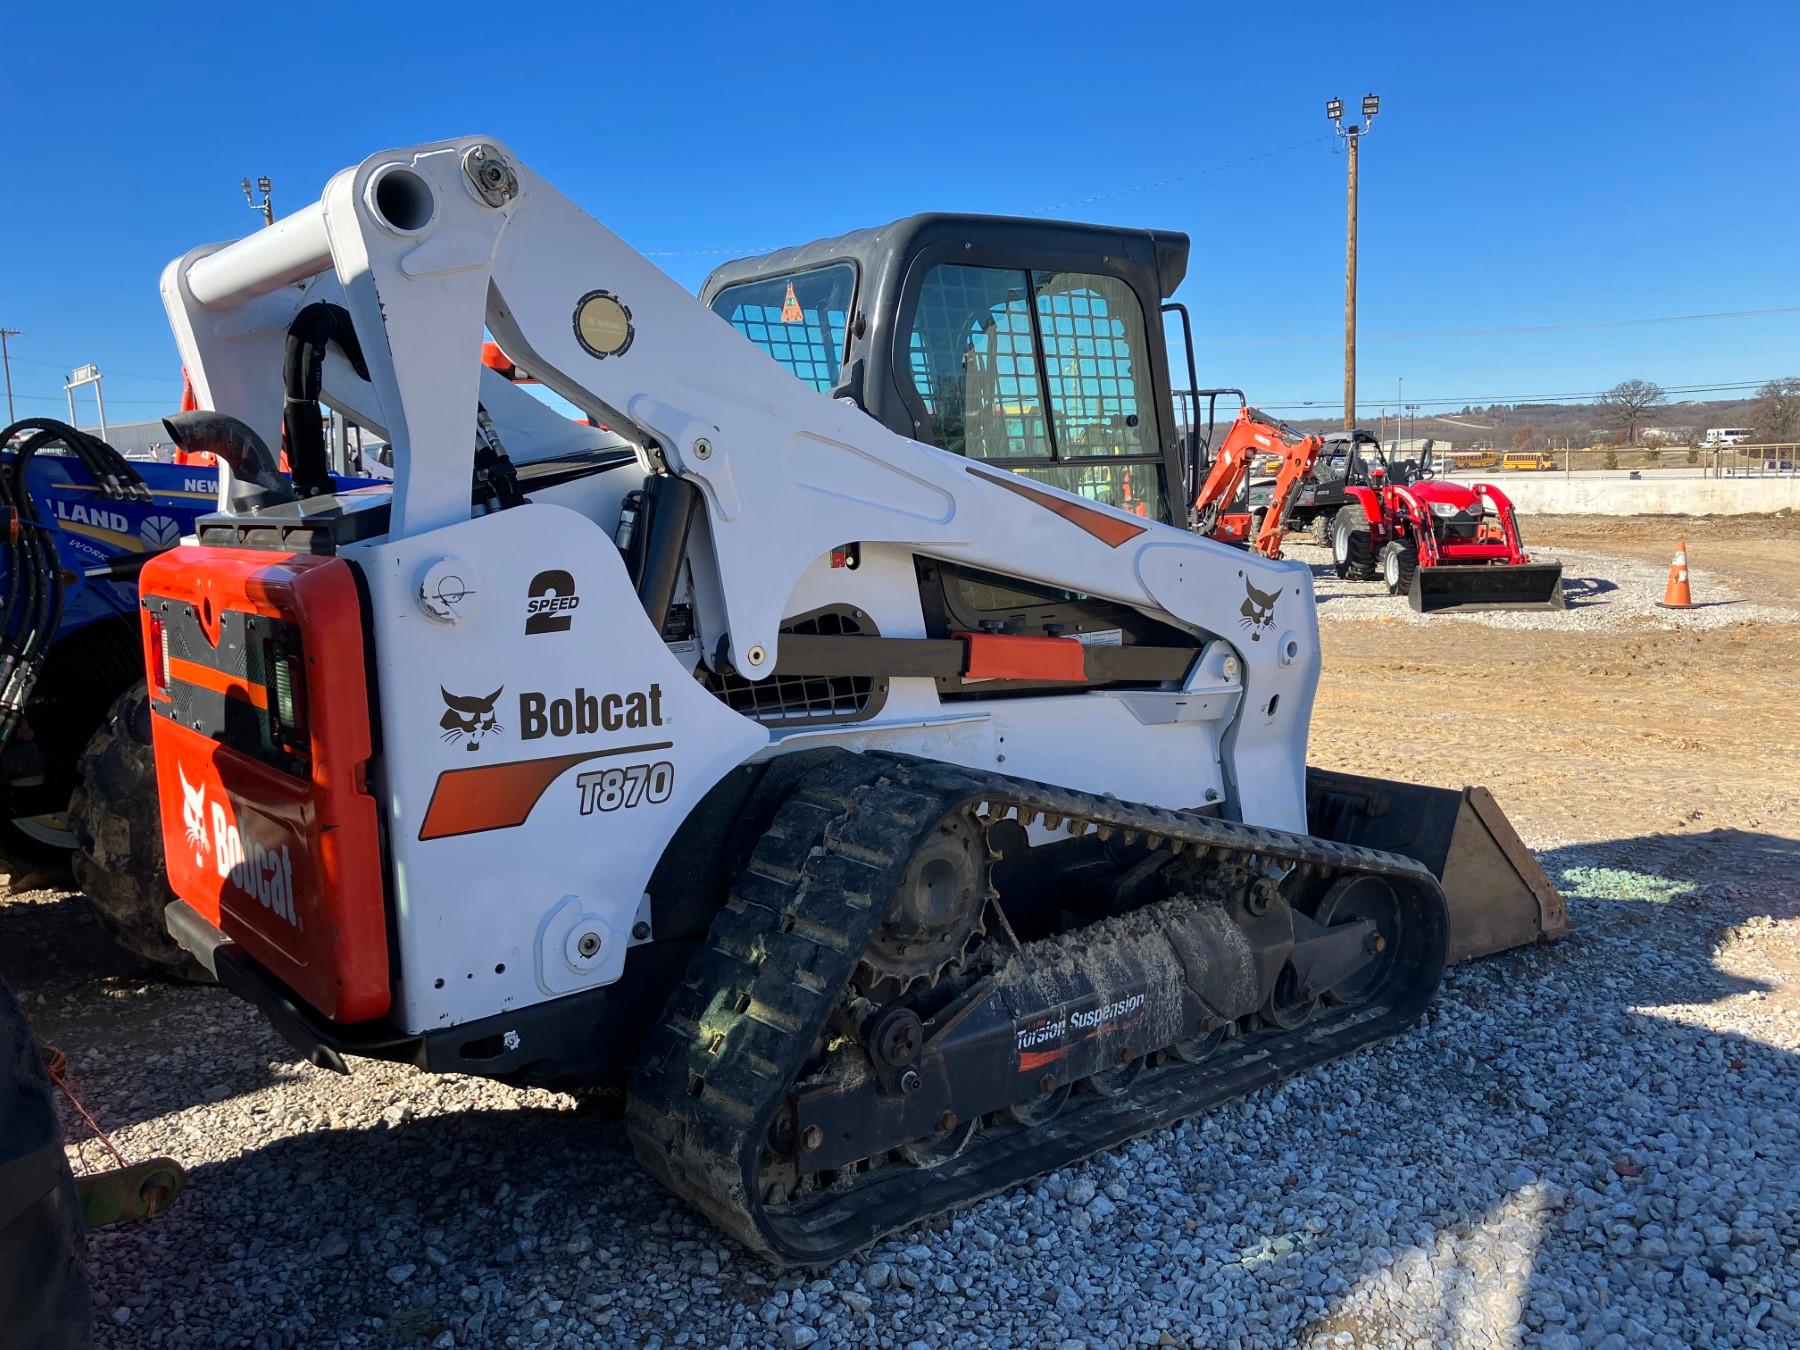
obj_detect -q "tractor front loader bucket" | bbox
[1409,562,1565,614]
[1305,767,1569,964]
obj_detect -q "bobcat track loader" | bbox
[134,138,1565,1264]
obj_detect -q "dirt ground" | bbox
[1307,512,1800,854]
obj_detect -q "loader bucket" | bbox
[1408,562,1565,614]
[1305,767,1569,964]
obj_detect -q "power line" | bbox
[3,354,173,383]
[642,243,780,259]
[7,392,171,407]
[1254,378,1778,413]
[1026,135,1335,215]
[1197,305,1800,346]
[641,134,1337,258]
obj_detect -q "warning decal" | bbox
[779,282,803,324]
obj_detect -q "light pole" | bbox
[0,327,19,424]
[242,175,274,228]
[1327,94,1380,430]
[64,363,107,440]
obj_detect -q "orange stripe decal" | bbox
[967,466,1149,549]
[961,632,1088,682]
[418,741,673,841]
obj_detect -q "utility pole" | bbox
[0,328,19,424]
[242,175,274,228]
[1327,95,1380,430]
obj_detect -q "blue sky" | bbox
[3,0,1795,426]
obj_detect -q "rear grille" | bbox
[714,608,885,727]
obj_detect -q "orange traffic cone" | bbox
[1656,538,1693,609]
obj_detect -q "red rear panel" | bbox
[139,546,388,1022]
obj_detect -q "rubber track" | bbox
[626,751,1446,1265]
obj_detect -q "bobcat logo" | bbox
[179,766,209,859]
[440,687,504,751]
[1240,579,1279,642]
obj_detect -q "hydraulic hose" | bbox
[0,425,73,745]
[282,302,370,499]
[0,418,148,503]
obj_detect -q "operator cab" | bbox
[701,214,1191,526]
[1323,429,1433,489]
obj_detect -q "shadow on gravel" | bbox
[0,889,143,992]
[1292,827,1800,1346]
[1541,828,1800,923]
[89,1102,665,1346]
[1559,576,1618,607]
[75,828,1800,1347]
[1,889,285,1130]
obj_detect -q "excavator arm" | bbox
[1191,404,1324,558]
[1249,424,1325,559]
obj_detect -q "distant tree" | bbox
[1599,379,1666,446]
[1686,446,1699,465]
[1644,447,1661,463]
[1512,425,1535,451]
[1602,448,1619,470]
[1748,377,1800,444]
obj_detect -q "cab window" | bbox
[905,263,1163,519]
[710,264,854,393]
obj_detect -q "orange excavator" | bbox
[1189,397,1325,559]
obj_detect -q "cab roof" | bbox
[700,212,1190,304]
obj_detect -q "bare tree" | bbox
[1598,379,1666,446]
[1749,377,1800,444]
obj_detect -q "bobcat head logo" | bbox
[178,765,209,859]
[440,687,504,751]
[1240,579,1279,642]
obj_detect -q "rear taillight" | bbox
[147,613,169,698]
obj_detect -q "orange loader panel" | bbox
[139,547,388,1022]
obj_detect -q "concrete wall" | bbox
[1468,475,1800,516]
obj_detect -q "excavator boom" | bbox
[1190,403,1324,558]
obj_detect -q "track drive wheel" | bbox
[853,812,989,1001]
[1332,506,1377,580]
[1381,542,1419,597]
[68,685,207,981]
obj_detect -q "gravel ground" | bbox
[8,521,1797,1348]
[5,824,1789,1349]
[1297,541,1789,632]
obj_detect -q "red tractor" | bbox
[1329,446,1564,613]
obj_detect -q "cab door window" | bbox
[905,263,1164,519]
[906,265,1049,459]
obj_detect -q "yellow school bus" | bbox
[1500,451,1555,471]
[1440,449,1498,471]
